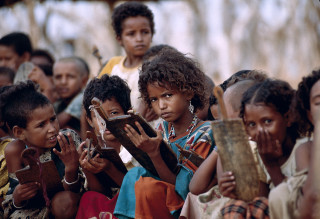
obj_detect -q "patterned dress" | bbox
[114,119,215,219]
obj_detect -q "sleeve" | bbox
[97,56,123,78]
[64,92,83,120]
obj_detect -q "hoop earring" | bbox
[189,101,194,114]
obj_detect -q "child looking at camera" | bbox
[114,49,216,218]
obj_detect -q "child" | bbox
[219,79,301,218]
[1,81,83,218]
[0,67,14,87]
[0,32,32,72]
[180,77,268,219]
[98,2,155,122]
[268,69,320,219]
[76,74,141,219]
[113,48,215,218]
[53,56,89,133]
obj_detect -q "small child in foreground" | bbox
[1,81,83,218]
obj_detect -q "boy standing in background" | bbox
[98,1,158,122]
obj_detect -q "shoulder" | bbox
[98,56,124,78]
[5,139,26,172]
[295,139,311,171]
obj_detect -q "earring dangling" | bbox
[189,101,194,114]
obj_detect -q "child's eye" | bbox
[165,94,172,98]
[38,122,45,128]
[246,122,255,128]
[110,111,119,116]
[150,98,157,103]
[50,116,57,122]
[142,30,150,35]
[264,119,272,124]
[127,31,135,36]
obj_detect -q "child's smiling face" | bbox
[117,16,153,59]
[243,103,288,145]
[21,104,59,150]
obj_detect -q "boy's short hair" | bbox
[112,1,155,37]
[139,48,206,112]
[83,74,131,120]
[0,67,15,84]
[55,56,90,77]
[31,49,55,65]
[0,32,32,56]
[0,80,50,129]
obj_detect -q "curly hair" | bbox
[296,69,320,135]
[83,74,131,120]
[112,1,155,37]
[0,80,50,129]
[139,48,206,112]
[239,79,300,141]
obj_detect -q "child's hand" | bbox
[53,132,79,173]
[13,182,40,206]
[218,171,236,199]
[124,121,162,158]
[256,129,282,167]
[79,150,111,174]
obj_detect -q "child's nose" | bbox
[159,99,166,109]
[136,33,143,41]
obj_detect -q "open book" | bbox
[91,97,179,177]
[85,131,127,174]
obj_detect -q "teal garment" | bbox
[114,120,215,218]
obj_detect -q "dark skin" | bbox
[5,133,80,217]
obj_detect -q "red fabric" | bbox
[134,176,184,219]
[76,191,118,219]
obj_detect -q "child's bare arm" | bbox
[5,139,25,173]
[125,122,176,184]
[295,142,310,172]
[189,151,218,195]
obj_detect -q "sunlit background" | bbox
[1,0,320,87]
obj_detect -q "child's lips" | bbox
[48,135,57,143]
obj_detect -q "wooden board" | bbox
[86,131,128,174]
[15,148,63,197]
[106,113,179,176]
[212,119,260,201]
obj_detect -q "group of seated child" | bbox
[0,1,319,219]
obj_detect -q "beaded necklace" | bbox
[168,115,199,140]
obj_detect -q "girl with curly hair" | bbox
[113,48,216,219]
[269,69,320,219]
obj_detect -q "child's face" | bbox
[309,79,320,124]
[147,83,192,124]
[89,97,125,142]
[117,16,152,59]
[243,103,288,144]
[0,45,25,72]
[0,74,12,87]
[53,61,86,100]
[21,104,59,149]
